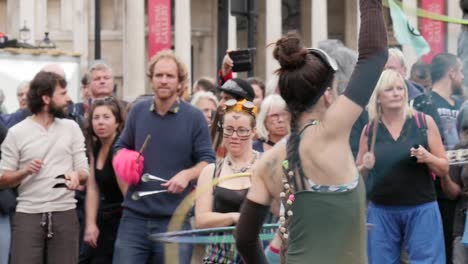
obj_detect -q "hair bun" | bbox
[273,32,308,70]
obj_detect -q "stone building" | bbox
[0,0,464,102]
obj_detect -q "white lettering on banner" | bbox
[153,4,170,45]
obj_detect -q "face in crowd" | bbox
[377,75,407,112]
[265,105,290,138]
[151,58,181,101]
[49,84,71,118]
[90,68,114,99]
[222,111,255,156]
[197,98,217,127]
[92,104,120,141]
[17,84,29,109]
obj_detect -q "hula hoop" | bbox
[162,172,256,264]
[150,224,278,244]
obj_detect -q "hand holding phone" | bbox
[228,48,255,72]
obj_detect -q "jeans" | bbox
[113,209,192,264]
[0,214,10,264]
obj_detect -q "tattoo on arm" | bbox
[265,157,280,192]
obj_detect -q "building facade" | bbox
[0,0,464,102]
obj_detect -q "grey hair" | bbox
[318,39,358,94]
[256,94,288,141]
[388,47,407,70]
[190,91,218,108]
[88,61,114,77]
[17,81,30,94]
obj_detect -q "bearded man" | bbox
[0,70,89,263]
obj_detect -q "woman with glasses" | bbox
[254,94,290,153]
[234,0,388,263]
[82,97,126,263]
[195,99,260,264]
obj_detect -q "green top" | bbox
[286,176,367,264]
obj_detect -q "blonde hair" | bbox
[147,49,189,85]
[256,94,288,141]
[368,69,414,122]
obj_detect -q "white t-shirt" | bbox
[0,117,89,213]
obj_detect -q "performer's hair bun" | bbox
[273,31,308,71]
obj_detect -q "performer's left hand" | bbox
[161,170,190,193]
[65,171,80,190]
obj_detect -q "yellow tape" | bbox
[383,0,468,25]
[164,172,252,264]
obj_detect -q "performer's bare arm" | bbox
[245,149,284,205]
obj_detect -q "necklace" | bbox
[226,151,258,174]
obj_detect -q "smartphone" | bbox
[229,48,255,72]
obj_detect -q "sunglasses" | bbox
[307,48,338,72]
[224,99,257,117]
[91,96,122,118]
[94,96,117,103]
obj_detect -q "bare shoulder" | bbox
[254,141,286,194]
[424,114,436,127]
[201,163,216,175]
[198,163,216,183]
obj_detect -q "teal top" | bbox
[286,176,367,264]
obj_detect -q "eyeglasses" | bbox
[267,112,290,121]
[307,48,338,72]
[223,126,251,137]
[224,99,257,117]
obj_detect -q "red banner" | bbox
[148,0,172,59]
[420,0,445,64]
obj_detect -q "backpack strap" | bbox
[365,119,378,153]
[414,111,427,129]
[419,111,427,129]
[414,111,421,128]
[364,122,372,137]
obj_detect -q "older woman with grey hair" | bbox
[191,91,218,128]
[253,94,290,153]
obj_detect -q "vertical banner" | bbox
[148,0,172,59]
[420,0,445,63]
